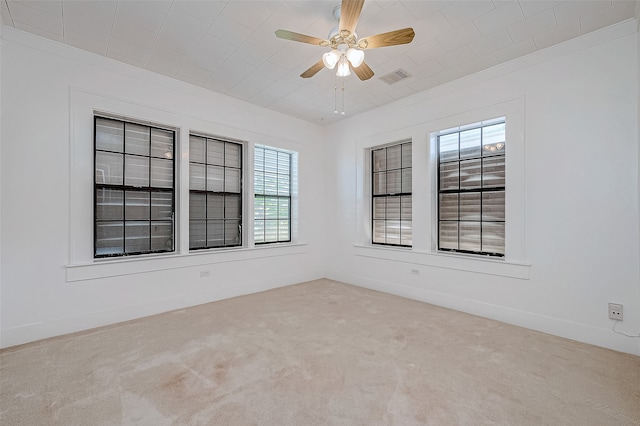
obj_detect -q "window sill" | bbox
[66,243,308,282]
[353,244,530,279]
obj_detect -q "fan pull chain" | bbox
[334,75,338,115]
[341,77,345,115]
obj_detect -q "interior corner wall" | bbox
[0,28,326,348]
[324,22,640,356]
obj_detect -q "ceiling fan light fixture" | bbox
[346,48,364,68]
[336,56,351,77]
[323,50,340,69]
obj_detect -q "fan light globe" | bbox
[346,48,364,68]
[336,57,351,77]
[322,50,340,69]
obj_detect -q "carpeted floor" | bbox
[1,279,639,425]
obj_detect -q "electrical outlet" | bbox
[200,270,210,278]
[411,268,420,275]
[608,303,623,321]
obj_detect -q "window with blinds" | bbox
[254,146,291,244]
[94,116,175,257]
[437,119,505,256]
[372,141,412,246]
[189,135,243,250]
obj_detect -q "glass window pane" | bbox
[124,155,149,187]
[402,168,412,193]
[207,139,224,166]
[264,220,278,242]
[373,149,385,172]
[254,220,265,243]
[386,196,400,220]
[189,135,205,163]
[125,221,150,253]
[125,123,150,156]
[225,168,241,193]
[125,191,150,220]
[264,172,278,195]
[460,192,481,221]
[96,118,123,153]
[151,191,172,220]
[373,220,385,244]
[264,149,278,173]
[386,145,401,170]
[373,198,385,220]
[207,193,224,219]
[254,170,265,194]
[439,133,458,162]
[483,156,505,188]
[225,220,241,246]
[402,143,411,168]
[96,189,123,220]
[189,220,206,249]
[401,221,412,246]
[151,221,173,251]
[96,222,124,256]
[278,198,290,220]
[278,174,290,196]
[482,123,506,155]
[439,162,459,191]
[278,220,290,241]
[459,159,481,190]
[387,170,401,194]
[225,194,241,219]
[189,192,206,219]
[439,221,458,250]
[459,222,481,252]
[151,158,173,188]
[207,220,224,247]
[386,220,401,245]
[459,128,481,159]
[401,196,412,220]
[254,196,265,220]
[483,191,505,221]
[96,152,123,185]
[225,142,241,168]
[206,165,224,192]
[265,197,278,219]
[373,172,386,195]
[254,147,264,171]
[190,163,205,191]
[482,222,505,254]
[439,193,458,221]
[151,129,173,159]
[278,152,290,174]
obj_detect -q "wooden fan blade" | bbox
[275,29,328,46]
[300,59,325,78]
[358,28,415,49]
[339,0,365,33]
[352,61,374,81]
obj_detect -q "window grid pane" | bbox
[254,147,291,244]
[94,116,174,258]
[189,136,243,250]
[371,141,412,247]
[437,120,505,256]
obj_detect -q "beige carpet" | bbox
[1,279,639,425]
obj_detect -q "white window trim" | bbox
[354,97,529,279]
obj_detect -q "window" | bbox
[372,141,412,246]
[189,135,243,250]
[254,146,291,244]
[94,116,175,257]
[437,118,505,256]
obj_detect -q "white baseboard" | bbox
[1,270,323,349]
[327,271,640,356]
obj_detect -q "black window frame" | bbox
[371,141,412,247]
[254,146,292,245]
[94,116,176,258]
[437,119,506,257]
[188,134,244,251]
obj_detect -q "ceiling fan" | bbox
[275,0,415,81]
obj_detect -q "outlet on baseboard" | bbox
[608,303,623,321]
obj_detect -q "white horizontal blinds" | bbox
[372,141,412,246]
[438,120,505,256]
[94,117,175,257]
[189,135,243,250]
[254,146,291,244]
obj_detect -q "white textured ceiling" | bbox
[1,1,637,125]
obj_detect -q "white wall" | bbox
[0,28,326,348]
[324,20,640,356]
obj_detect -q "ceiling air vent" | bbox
[380,69,412,85]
